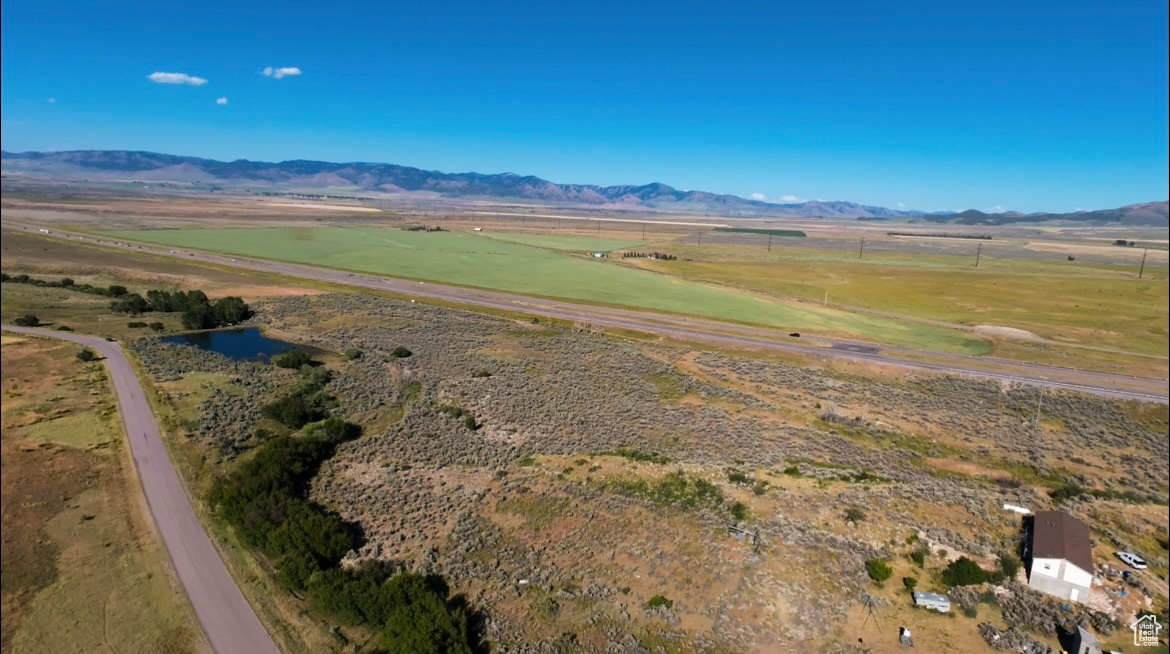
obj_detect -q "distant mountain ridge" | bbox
[2,150,1166,224]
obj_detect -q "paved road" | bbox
[2,326,281,654]
[6,223,1168,402]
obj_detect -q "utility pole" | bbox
[1032,391,1044,430]
[642,223,646,240]
[823,291,828,306]
[975,243,982,268]
[768,234,772,252]
[1139,248,1148,279]
[859,237,866,259]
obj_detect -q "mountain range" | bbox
[2,150,1166,225]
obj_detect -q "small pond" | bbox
[161,327,306,362]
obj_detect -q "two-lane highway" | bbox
[3,326,281,654]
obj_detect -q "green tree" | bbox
[941,557,990,587]
[865,558,893,586]
[998,552,1022,580]
[13,314,40,327]
[303,417,360,443]
[729,501,750,522]
[261,392,329,428]
[909,548,927,567]
[380,574,474,654]
[181,304,215,330]
[76,347,99,362]
[273,349,313,369]
[212,296,251,325]
[149,321,166,332]
[146,289,176,312]
[391,346,412,358]
[111,293,150,315]
[645,595,673,609]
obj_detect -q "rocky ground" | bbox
[129,293,1169,653]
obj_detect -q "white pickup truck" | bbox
[1115,551,1148,570]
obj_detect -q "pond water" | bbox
[161,327,303,362]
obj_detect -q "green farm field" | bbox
[96,226,989,354]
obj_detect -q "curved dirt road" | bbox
[3,326,280,654]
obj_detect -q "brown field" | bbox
[1,230,324,301]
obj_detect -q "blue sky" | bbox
[2,0,1166,213]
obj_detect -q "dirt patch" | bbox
[974,325,1040,341]
[264,202,382,213]
[924,457,1014,480]
[206,285,325,299]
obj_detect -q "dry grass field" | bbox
[0,337,207,654]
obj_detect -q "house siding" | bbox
[1027,558,1091,603]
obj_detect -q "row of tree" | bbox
[1,272,134,297]
[1,273,251,331]
[112,289,251,330]
[621,251,677,260]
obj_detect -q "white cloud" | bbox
[897,202,907,209]
[216,97,229,105]
[780,194,803,203]
[46,97,56,104]
[148,72,208,86]
[749,192,766,201]
[990,205,1005,213]
[262,66,302,79]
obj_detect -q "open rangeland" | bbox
[123,287,1168,653]
[0,337,207,654]
[2,202,1167,653]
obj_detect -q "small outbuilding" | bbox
[911,591,951,613]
